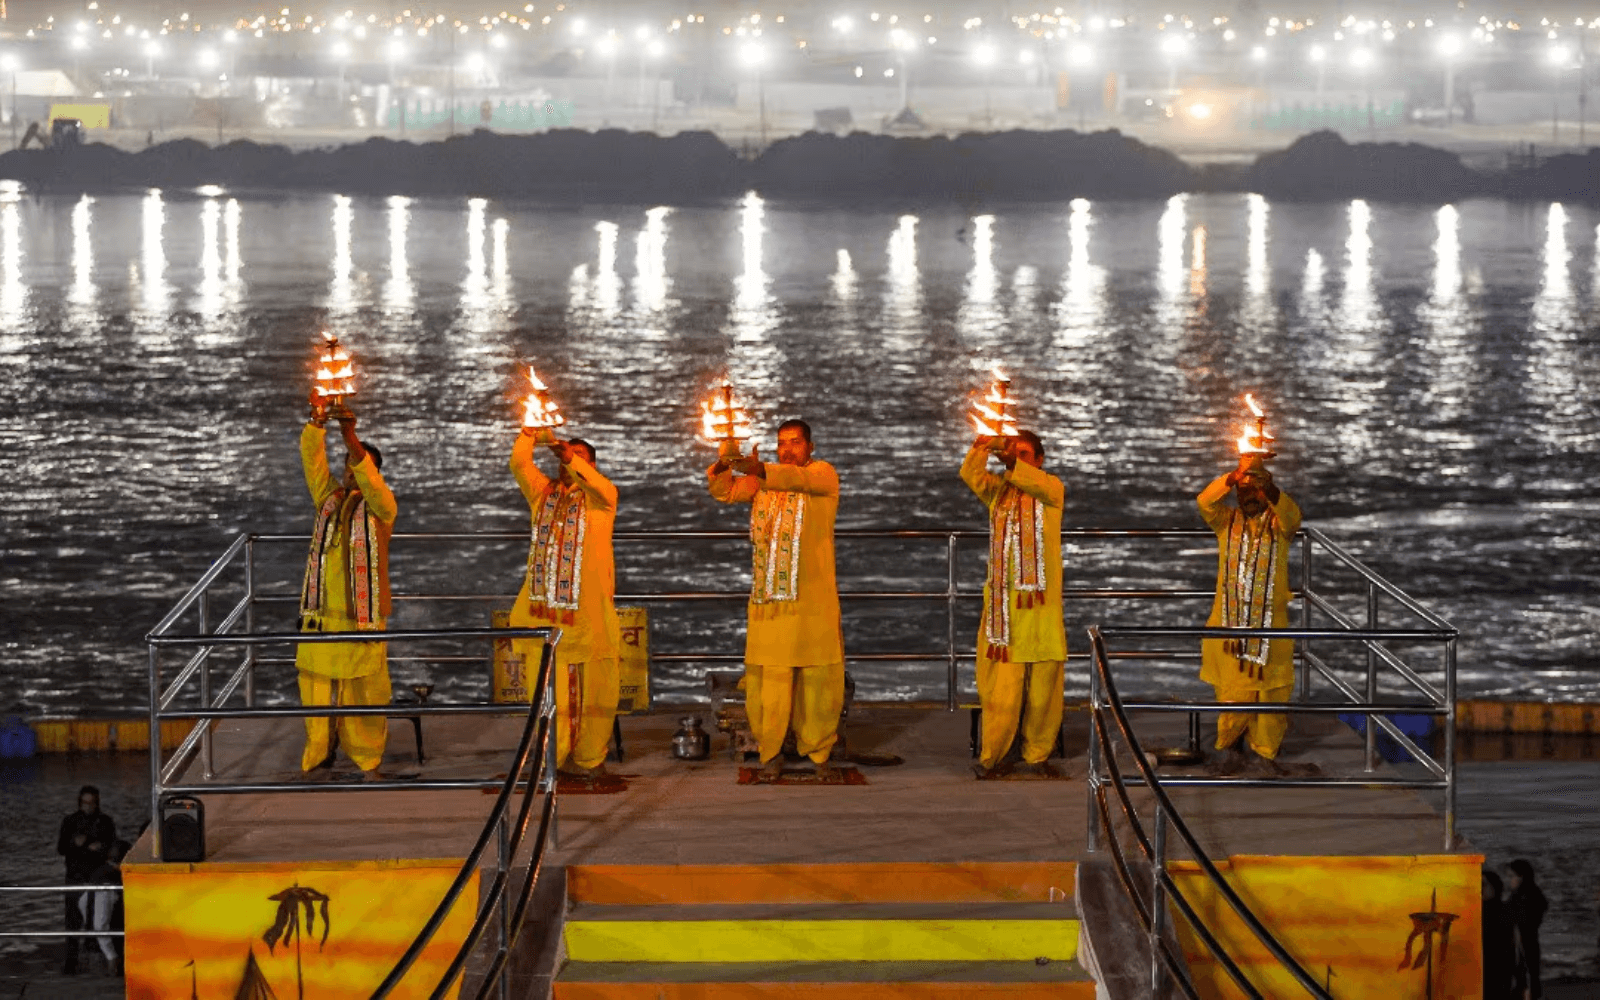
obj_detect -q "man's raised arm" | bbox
[510,431,553,504]
[300,422,337,506]
[1004,459,1064,509]
[960,442,1005,507]
[1196,474,1234,533]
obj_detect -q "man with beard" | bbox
[508,431,621,779]
[709,419,844,782]
[1198,453,1301,775]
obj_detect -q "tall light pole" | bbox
[644,38,665,130]
[1160,33,1186,95]
[331,40,351,105]
[1351,47,1375,134]
[144,39,160,80]
[1437,35,1462,125]
[597,31,618,126]
[387,38,407,134]
[0,54,16,150]
[890,28,916,114]
[1309,43,1327,99]
[1548,44,1571,144]
[1068,43,1095,130]
[740,41,767,147]
[973,42,995,128]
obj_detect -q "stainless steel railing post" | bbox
[496,810,510,999]
[1150,800,1169,995]
[200,590,214,779]
[148,644,163,861]
[1085,637,1102,854]
[1298,530,1313,699]
[946,533,958,712]
[1444,636,1458,850]
[1364,583,1378,773]
[245,535,257,708]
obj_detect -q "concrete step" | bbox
[566,862,1080,906]
[562,901,1081,964]
[554,959,1099,999]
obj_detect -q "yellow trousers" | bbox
[298,669,391,772]
[977,660,1064,768]
[1213,683,1293,759]
[556,655,620,771]
[744,662,844,764]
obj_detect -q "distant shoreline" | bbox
[1,128,1594,204]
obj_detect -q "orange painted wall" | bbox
[1169,854,1483,1000]
[123,859,478,999]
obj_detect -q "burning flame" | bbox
[700,383,753,445]
[522,366,566,430]
[313,332,356,401]
[1236,393,1276,455]
[969,365,1019,437]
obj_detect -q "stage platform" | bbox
[122,704,1479,999]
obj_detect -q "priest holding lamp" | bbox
[705,386,845,783]
[961,367,1067,780]
[1197,395,1302,776]
[296,334,398,780]
[509,368,621,780]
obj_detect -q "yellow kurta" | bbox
[961,446,1068,767]
[960,447,1067,665]
[1197,474,1302,758]
[509,435,622,770]
[294,423,398,772]
[295,423,397,679]
[708,460,844,668]
[708,459,845,764]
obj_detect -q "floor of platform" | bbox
[127,702,1460,869]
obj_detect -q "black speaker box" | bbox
[159,795,205,862]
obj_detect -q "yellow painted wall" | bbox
[48,103,112,129]
[1169,854,1482,1000]
[123,859,477,999]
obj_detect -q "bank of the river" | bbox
[0,128,1594,203]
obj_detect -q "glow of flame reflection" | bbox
[329,194,356,314]
[0,196,23,329]
[383,194,413,310]
[1431,204,1461,306]
[634,206,671,312]
[594,220,621,315]
[1340,198,1378,329]
[1156,194,1187,302]
[70,195,94,307]
[831,248,856,302]
[140,188,169,316]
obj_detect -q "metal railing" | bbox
[0,884,125,941]
[1082,526,1459,999]
[145,533,564,999]
[143,522,1456,996]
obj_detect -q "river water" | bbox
[1,186,1597,716]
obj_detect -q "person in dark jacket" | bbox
[56,786,116,975]
[1483,869,1516,999]
[1506,858,1549,999]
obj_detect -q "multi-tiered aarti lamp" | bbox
[700,381,754,460]
[521,366,566,443]
[1235,393,1277,459]
[312,331,357,417]
[969,365,1020,439]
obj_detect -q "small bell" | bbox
[670,716,711,761]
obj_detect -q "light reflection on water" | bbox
[0,190,1597,718]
